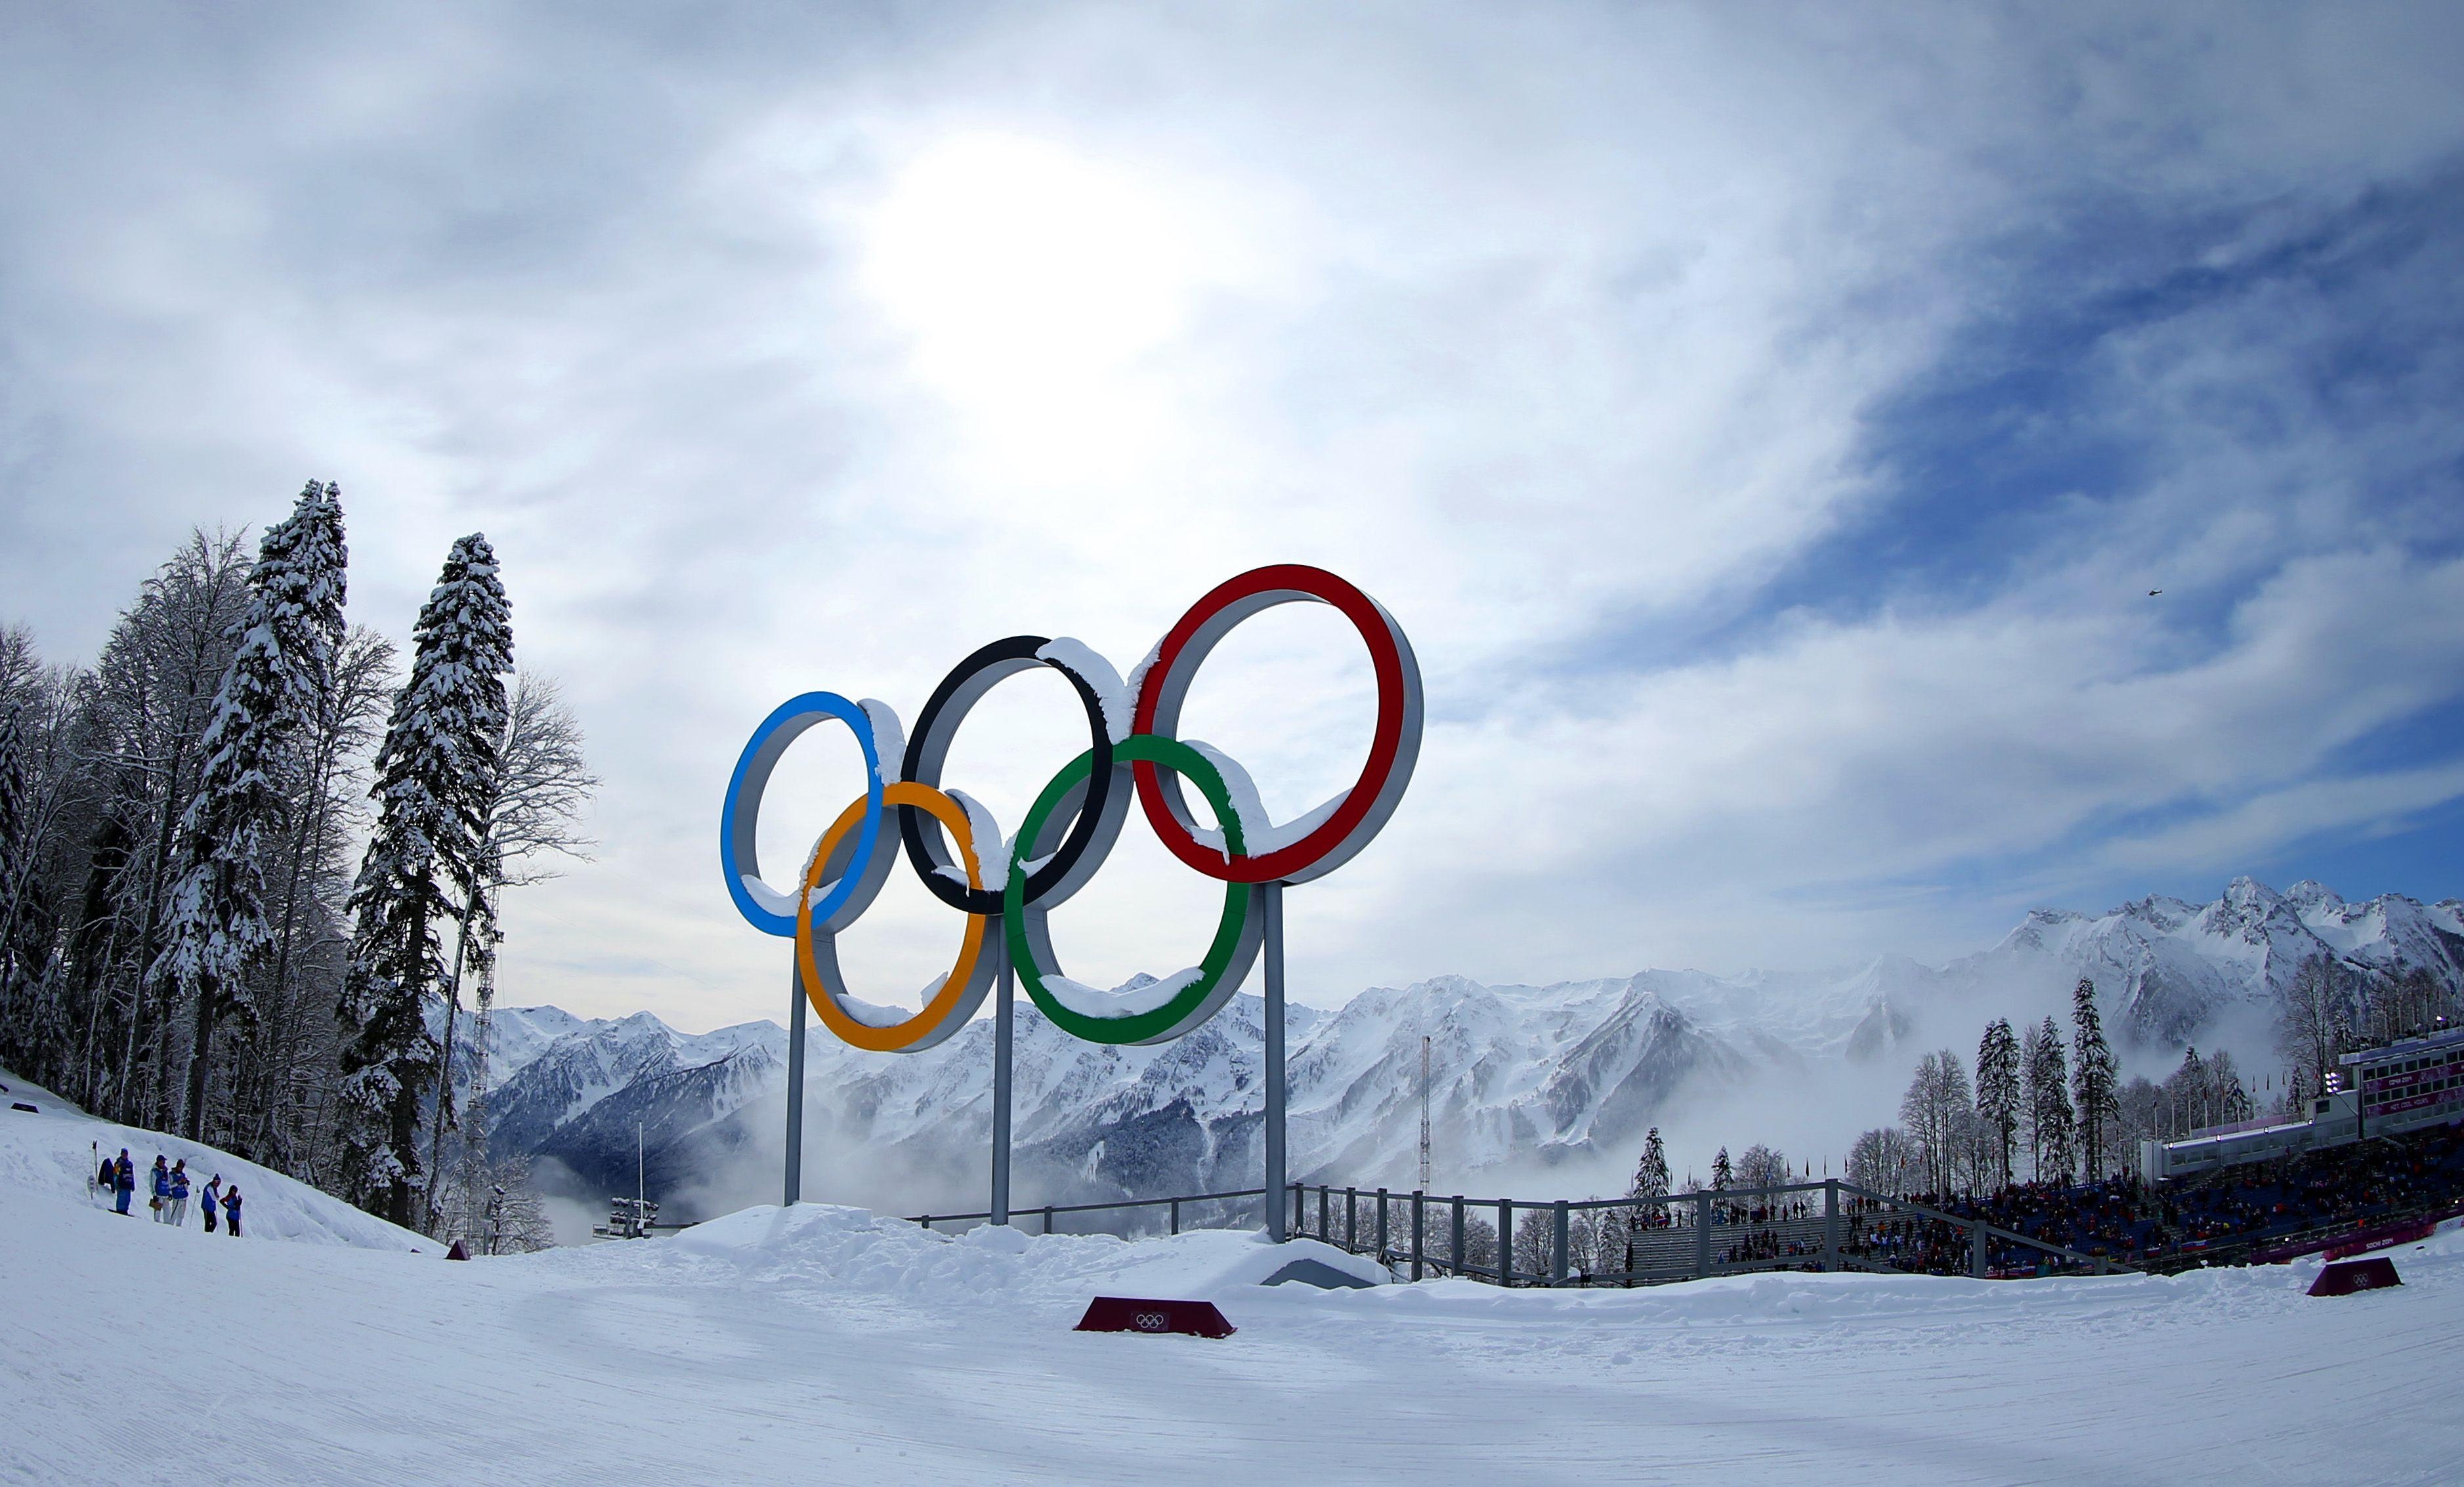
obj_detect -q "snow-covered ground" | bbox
[4,1083,2459,1484]
[0,1072,424,1251]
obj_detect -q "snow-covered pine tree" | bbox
[1606,1126,1672,1270]
[1634,1127,1670,1198]
[1975,1017,2021,1190]
[2070,978,2120,1180]
[156,482,348,1141]
[2026,1015,2075,1183]
[1710,1146,1731,1193]
[336,534,511,1228]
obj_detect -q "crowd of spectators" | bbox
[1918,1120,2464,1272]
[1686,1119,2464,1279]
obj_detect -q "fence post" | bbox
[920,1215,931,1230]
[1170,1198,1179,1236]
[1823,1180,1839,1272]
[1411,1191,1425,1281]
[1043,1205,1054,1236]
[1319,1186,1329,1242]
[1970,1219,1986,1280]
[1376,1188,1389,1264]
[1498,1198,1514,1286]
[1346,1187,1358,1251]
[1451,1196,1465,1278]
[1551,1200,1569,1286]
[1292,1183,1304,1239]
[1694,1191,1712,1280]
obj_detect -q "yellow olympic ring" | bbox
[795,782,996,1053]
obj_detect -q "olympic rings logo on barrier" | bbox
[720,564,1422,1051]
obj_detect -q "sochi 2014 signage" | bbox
[721,565,1422,1049]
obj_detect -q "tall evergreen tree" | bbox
[1631,1128,1670,1198]
[157,482,348,1139]
[2070,978,2120,1181]
[1974,1018,2021,1190]
[335,534,511,1227]
[1710,1146,1731,1191]
[2024,1015,2075,1183]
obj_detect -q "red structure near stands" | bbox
[2308,1257,2402,1297]
[1074,1297,1237,1339]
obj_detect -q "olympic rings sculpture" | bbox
[721,565,1422,1050]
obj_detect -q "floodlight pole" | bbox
[1263,880,1287,1241]
[784,961,806,1207]
[992,940,1014,1226]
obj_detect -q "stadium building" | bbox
[2140,1025,2464,1183]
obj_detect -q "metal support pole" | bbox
[1319,1185,1329,1241]
[1042,1205,1054,1236]
[1376,1188,1389,1263]
[1346,1187,1357,1251]
[1694,1191,1712,1280]
[1170,1198,1179,1236]
[990,943,1013,1226]
[1262,880,1287,1240]
[1451,1196,1465,1278]
[1971,1219,1986,1279]
[1498,1198,1513,1285]
[1292,1183,1304,1237]
[1824,1179,1840,1272]
[1552,1200,1569,1286]
[784,963,806,1206]
[1411,1191,1425,1281]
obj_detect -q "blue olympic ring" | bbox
[720,692,887,938]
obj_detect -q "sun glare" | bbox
[861,134,1199,408]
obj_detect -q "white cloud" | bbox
[2,5,2459,1030]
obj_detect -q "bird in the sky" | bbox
[2148,589,2163,596]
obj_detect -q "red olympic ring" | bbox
[1131,564,1423,885]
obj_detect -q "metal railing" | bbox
[898,1177,2134,1284]
[910,1187,1268,1237]
[1286,1179,2137,1286]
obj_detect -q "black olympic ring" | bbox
[899,635,1132,917]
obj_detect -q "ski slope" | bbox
[3,1085,2459,1484]
[0,1072,425,1250]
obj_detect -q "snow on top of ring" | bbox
[1035,638,1130,742]
[1039,966,1204,1018]
[1181,739,1350,860]
[858,698,906,780]
[932,789,1011,889]
[839,983,939,1028]
[1122,638,1165,714]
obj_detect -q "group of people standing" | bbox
[96,1148,242,1236]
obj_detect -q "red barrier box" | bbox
[1074,1297,1236,1339]
[2309,1257,2402,1297]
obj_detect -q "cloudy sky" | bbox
[4,3,2461,1032]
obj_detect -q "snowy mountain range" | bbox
[477,879,2463,1217]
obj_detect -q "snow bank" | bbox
[658,1202,1386,1307]
[0,1066,427,1251]
[7,1169,2464,1482]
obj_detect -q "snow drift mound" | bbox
[653,1202,1388,1307]
[0,1066,428,1251]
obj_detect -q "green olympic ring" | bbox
[1004,734,1264,1045]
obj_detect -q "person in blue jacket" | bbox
[222,1183,244,1238]
[150,1156,172,1222]
[201,1176,220,1233]
[113,1150,135,1215]
[167,1161,191,1226]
